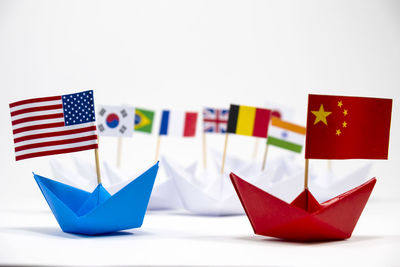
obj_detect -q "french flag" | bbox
[159,110,198,137]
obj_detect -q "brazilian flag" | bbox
[135,108,155,133]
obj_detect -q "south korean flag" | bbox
[97,105,134,137]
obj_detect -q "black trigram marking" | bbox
[119,125,127,134]
[120,109,128,118]
[99,108,106,116]
[98,124,105,132]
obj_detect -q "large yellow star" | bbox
[311,104,332,125]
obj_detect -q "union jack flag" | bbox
[203,108,229,133]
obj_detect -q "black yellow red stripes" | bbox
[227,104,271,138]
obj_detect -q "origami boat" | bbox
[162,154,296,216]
[49,157,183,210]
[230,172,376,241]
[263,162,373,204]
[147,162,185,210]
[34,162,159,235]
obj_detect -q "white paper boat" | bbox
[161,153,299,216]
[310,162,373,203]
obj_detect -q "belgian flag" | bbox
[227,104,271,138]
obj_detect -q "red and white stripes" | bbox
[10,94,98,161]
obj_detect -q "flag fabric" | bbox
[135,108,155,134]
[203,108,229,133]
[267,117,306,153]
[271,109,282,119]
[159,110,198,137]
[263,100,296,121]
[305,94,392,159]
[97,105,134,137]
[227,104,271,138]
[10,90,98,161]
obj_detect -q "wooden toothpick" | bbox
[94,148,102,184]
[154,136,161,162]
[304,158,309,189]
[252,138,260,160]
[202,132,207,169]
[261,143,269,171]
[116,137,123,168]
[220,133,229,174]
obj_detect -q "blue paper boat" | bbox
[33,162,159,235]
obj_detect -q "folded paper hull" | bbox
[162,156,246,216]
[162,155,308,216]
[34,162,159,235]
[230,172,376,241]
[49,158,183,211]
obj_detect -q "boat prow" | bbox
[230,172,376,242]
[33,162,159,235]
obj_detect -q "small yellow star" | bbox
[338,101,343,108]
[336,129,341,136]
[342,121,347,128]
[311,104,332,125]
[343,109,348,116]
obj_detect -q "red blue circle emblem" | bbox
[106,113,119,128]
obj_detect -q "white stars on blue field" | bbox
[62,90,96,126]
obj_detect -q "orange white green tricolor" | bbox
[267,117,306,153]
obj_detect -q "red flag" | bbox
[305,94,392,159]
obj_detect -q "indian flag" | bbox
[267,117,306,153]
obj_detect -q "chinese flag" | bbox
[305,94,392,159]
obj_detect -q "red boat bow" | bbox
[230,173,376,241]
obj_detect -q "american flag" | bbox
[203,108,229,133]
[10,90,98,161]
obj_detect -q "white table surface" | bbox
[1,194,400,266]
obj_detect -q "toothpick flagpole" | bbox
[261,143,269,171]
[202,132,207,169]
[220,133,229,174]
[252,138,259,160]
[94,148,102,184]
[327,160,332,171]
[154,136,161,162]
[304,158,309,189]
[116,137,123,168]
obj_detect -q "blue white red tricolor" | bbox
[203,108,229,133]
[159,110,198,137]
[10,90,98,161]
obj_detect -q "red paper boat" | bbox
[230,172,376,242]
